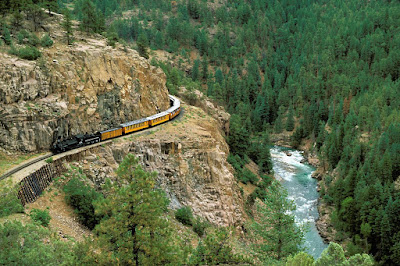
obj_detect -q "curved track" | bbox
[0,153,53,182]
[0,101,184,183]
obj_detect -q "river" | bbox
[270,146,327,258]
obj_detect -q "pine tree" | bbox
[192,58,200,81]
[137,32,149,59]
[94,154,182,265]
[286,105,295,131]
[202,57,208,80]
[228,114,250,156]
[61,8,73,45]
[249,181,304,262]
[79,0,104,34]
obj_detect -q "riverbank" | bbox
[270,132,335,244]
[270,147,328,257]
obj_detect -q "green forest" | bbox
[1,0,400,264]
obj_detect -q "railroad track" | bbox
[0,153,54,182]
[0,106,185,184]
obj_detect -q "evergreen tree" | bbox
[94,154,182,265]
[192,58,200,81]
[61,8,73,45]
[137,32,149,59]
[2,24,11,45]
[249,181,304,262]
[79,0,104,33]
[286,105,295,131]
[314,242,374,266]
[189,228,247,265]
[228,114,250,156]
[201,57,208,80]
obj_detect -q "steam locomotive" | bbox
[52,95,181,153]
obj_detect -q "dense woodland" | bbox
[1,0,400,264]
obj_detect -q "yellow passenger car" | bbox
[148,112,170,126]
[100,128,123,141]
[120,118,150,134]
[169,107,181,119]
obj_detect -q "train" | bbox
[51,95,181,153]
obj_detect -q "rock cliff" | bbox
[0,35,169,152]
[73,103,244,227]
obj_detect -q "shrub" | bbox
[40,34,53,47]
[3,25,12,45]
[17,30,30,44]
[45,157,53,163]
[175,206,193,226]
[28,33,40,46]
[9,46,42,60]
[193,218,208,237]
[30,208,51,227]
[63,177,103,230]
[239,168,258,185]
[0,183,24,218]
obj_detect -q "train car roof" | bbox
[166,105,180,113]
[147,111,170,120]
[120,117,150,127]
[100,127,122,134]
[169,95,180,106]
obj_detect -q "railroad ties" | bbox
[17,160,66,206]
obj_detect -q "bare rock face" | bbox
[176,88,230,135]
[0,41,169,152]
[78,104,245,227]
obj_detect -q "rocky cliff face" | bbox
[0,37,169,152]
[73,103,244,227]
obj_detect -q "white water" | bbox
[270,146,327,258]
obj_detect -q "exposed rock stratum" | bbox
[0,39,168,152]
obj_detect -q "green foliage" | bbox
[30,208,51,227]
[63,176,103,230]
[2,24,11,45]
[61,8,74,45]
[76,0,104,33]
[137,32,149,59]
[286,252,314,266]
[45,157,53,163]
[188,228,248,265]
[35,0,400,261]
[0,221,75,265]
[175,206,193,226]
[106,26,118,47]
[0,182,24,218]
[28,33,40,46]
[40,34,53,47]
[9,45,42,60]
[93,154,183,265]
[249,181,304,262]
[239,167,258,185]
[193,218,208,237]
[286,106,295,131]
[228,114,250,156]
[17,30,30,44]
[314,242,374,266]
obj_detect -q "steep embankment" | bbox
[0,25,168,152]
[0,11,245,235]
[68,102,244,227]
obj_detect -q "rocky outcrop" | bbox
[75,104,245,227]
[0,37,169,152]
[176,88,230,135]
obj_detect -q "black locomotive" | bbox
[52,133,101,153]
[51,95,181,154]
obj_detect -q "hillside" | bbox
[1,0,396,264]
